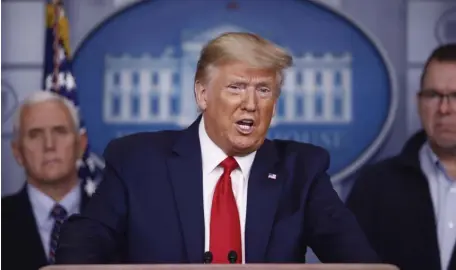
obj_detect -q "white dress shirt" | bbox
[27,183,81,259]
[198,117,256,263]
[419,142,456,270]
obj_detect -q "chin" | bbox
[436,140,456,150]
[41,173,66,183]
[431,134,456,148]
[230,139,261,154]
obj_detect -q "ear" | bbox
[78,130,88,159]
[11,140,24,167]
[194,80,208,111]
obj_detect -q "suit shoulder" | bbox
[270,139,330,176]
[347,156,405,202]
[355,155,403,185]
[2,191,24,217]
[270,139,329,159]
[104,130,181,156]
[2,191,22,206]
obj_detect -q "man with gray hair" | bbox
[2,91,90,270]
[56,32,379,265]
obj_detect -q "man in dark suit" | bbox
[2,91,90,270]
[56,32,379,265]
[346,44,456,270]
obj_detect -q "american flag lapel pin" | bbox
[268,173,277,180]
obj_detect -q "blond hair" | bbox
[195,32,293,89]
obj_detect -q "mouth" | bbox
[435,123,456,132]
[43,159,61,166]
[235,119,255,135]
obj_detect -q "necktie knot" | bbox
[220,156,239,174]
[50,204,68,222]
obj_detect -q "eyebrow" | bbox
[26,125,70,133]
[228,76,275,86]
[27,127,44,134]
[420,88,456,93]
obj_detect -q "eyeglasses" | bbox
[418,90,456,108]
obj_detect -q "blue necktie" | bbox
[48,204,68,264]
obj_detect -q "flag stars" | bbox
[86,156,96,172]
[64,72,76,90]
[84,179,97,197]
[45,72,76,91]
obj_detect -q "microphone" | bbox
[227,250,238,263]
[203,251,213,264]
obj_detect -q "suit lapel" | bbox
[449,243,456,270]
[17,187,49,267]
[245,140,282,262]
[400,139,445,269]
[412,171,441,269]
[167,117,205,263]
[11,184,91,268]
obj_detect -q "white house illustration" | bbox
[103,24,352,127]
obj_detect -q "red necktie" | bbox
[210,156,242,263]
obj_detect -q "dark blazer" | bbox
[346,130,456,270]
[1,185,89,270]
[56,116,379,264]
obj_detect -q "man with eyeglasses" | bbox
[346,44,456,270]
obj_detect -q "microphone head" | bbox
[228,250,238,263]
[203,251,213,264]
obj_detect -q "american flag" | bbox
[43,0,104,196]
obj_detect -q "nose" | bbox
[242,88,258,112]
[438,96,451,115]
[43,131,56,151]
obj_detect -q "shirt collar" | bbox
[423,142,440,166]
[27,182,81,228]
[198,117,256,180]
[420,141,455,183]
[422,141,448,173]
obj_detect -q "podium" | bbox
[41,264,399,270]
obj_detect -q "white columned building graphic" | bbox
[272,53,352,126]
[103,25,353,127]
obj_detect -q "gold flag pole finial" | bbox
[46,0,71,91]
